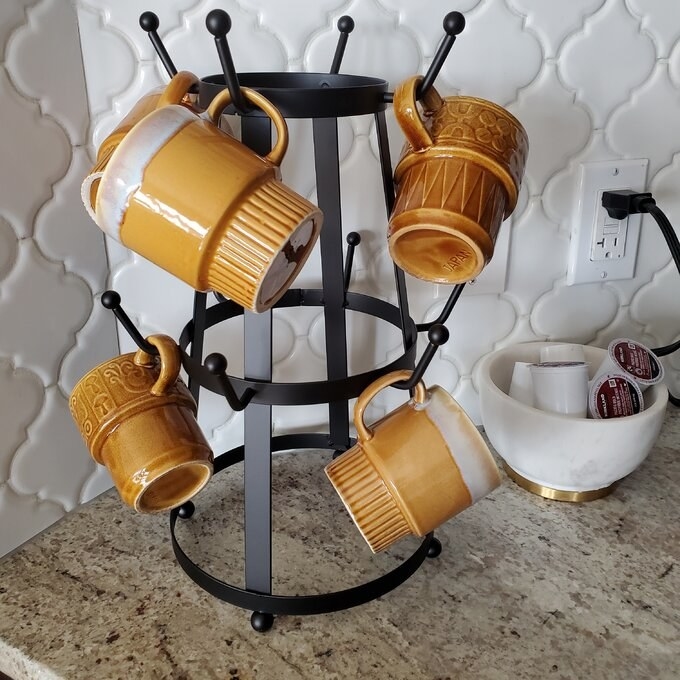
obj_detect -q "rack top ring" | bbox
[199,72,388,118]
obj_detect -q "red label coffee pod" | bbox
[588,373,644,419]
[591,338,663,391]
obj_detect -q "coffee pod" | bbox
[589,373,644,419]
[508,361,534,407]
[529,361,589,418]
[539,343,586,364]
[591,338,663,392]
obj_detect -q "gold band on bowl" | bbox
[501,461,617,502]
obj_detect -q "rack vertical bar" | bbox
[374,110,414,351]
[241,115,274,595]
[313,118,351,451]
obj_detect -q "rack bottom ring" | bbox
[169,433,436,617]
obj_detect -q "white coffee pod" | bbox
[530,361,589,418]
[509,361,534,407]
[540,343,586,364]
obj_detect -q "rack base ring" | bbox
[170,433,437,618]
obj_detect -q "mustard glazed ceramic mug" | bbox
[389,76,529,284]
[325,370,501,553]
[86,70,200,212]
[82,87,323,313]
[69,334,213,513]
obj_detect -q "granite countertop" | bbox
[1,413,679,680]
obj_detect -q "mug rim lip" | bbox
[428,93,529,139]
[133,459,213,513]
[251,212,323,312]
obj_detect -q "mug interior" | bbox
[135,461,212,513]
[255,215,319,311]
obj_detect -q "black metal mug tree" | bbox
[101,8,467,632]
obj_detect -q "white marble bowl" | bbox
[478,342,668,495]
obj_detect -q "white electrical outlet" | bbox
[590,199,628,261]
[567,159,648,285]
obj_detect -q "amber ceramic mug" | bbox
[85,70,200,211]
[82,87,322,313]
[69,334,213,513]
[325,370,501,553]
[388,76,529,284]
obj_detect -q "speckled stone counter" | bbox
[1,412,679,680]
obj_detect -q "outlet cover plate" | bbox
[567,159,648,285]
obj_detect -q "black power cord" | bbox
[601,189,680,406]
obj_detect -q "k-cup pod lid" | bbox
[589,372,644,419]
[529,361,589,370]
[607,338,664,386]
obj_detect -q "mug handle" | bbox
[157,70,199,108]
[354,370,428,442]
[392,75,444,152]
[134,334,182,397]
[205,87,289,167]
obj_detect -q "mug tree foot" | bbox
[250,611,274,632]
[427,537,442,559]
[177,501,195,519]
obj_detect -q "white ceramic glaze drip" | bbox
[81,105,196,241]
[424,387,500,502]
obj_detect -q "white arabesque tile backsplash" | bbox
[0,0,118,557]
[2,0,680,557]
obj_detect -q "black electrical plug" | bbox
[601,189,655,220]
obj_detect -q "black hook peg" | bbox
[205,352,254,411]
[100,290,121,310]
[343,231,361,292]
[393,321,453,391]
[205,352,228,376]
[206,9,249,114]
[330,15,355,74]
[418,11,466,100]
[139,12,178,78]
[101,290,157,355]
[416,283,465,333]
[427,323,450,347]
[443,11,466,36]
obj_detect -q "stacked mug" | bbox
[387,75,529,285]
